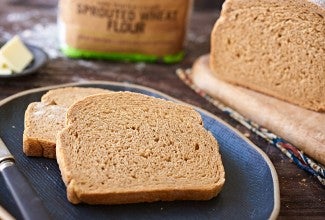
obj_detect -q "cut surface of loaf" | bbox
[210,0,325,111]
[23,102,67,158]
[41,87,110,108]
[23,87,111,158]
[56,92,225,204]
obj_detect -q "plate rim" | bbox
[0,80,280,219]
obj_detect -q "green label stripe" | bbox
[61,46,184,64]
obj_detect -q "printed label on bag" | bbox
[59,0,192,56]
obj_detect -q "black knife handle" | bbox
[1,161,51,220]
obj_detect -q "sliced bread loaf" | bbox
[56,92,225,204]
[210,0,325,111]
[23,87,110,158]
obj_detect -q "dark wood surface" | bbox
[0,1,324,219]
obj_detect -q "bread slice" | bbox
[41,87,110,108]
[23,102,67,158]
[56,92,225,204]
[210,0,325,111]
[23,87,110,158]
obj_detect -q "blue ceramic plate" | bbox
[0,42,48,78]
[0,81,280,219]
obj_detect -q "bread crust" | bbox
[23,136,56,158]
[66,184,224,205]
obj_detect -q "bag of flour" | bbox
[58,0,193,63]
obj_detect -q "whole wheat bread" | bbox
[210,0,325,111]
[23,87,110,158]
[56,92,225,204]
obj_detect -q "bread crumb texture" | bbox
[210,0,325,111]
[56,92,225,204]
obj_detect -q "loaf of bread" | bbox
[23,87,110,158]
[210,0,325,111]
[56,92,225,204]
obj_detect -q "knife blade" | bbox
[0,137,51,220]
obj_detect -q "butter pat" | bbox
[0,56,12,75]
[0,36,33,73]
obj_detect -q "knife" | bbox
[0,137,51,220]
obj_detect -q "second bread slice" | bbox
[23,87,110,158]
[57,92,225,204]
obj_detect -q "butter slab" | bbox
[0,36,33,73]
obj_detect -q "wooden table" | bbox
[0,1,324,219]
